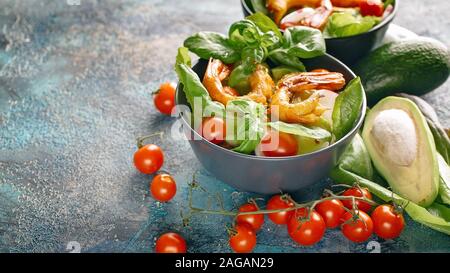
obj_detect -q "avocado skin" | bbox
[354,38,450,106]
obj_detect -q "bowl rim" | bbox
[240,0,398,41]
[175,53,367,161]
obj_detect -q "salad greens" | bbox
[330,134,450,235]
[268,121,331,141]
[184,32,240,64]
[324,11,381,38]
[175,47,225,117]
[331,77,364,140]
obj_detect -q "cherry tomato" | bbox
[133,144,164,174]
[287,208,326,246]
[371,204,405,239]
[359,0,384,17]
[229,223,257,253]
[316,199,346,229]
[154,82,176,115]
[236,202,264,231]
[150,174,176,202]
[266,195,295,225]
[260,130,298,157]
[341,187,373,213]
[341,210,374,243]
[155,232,187,253]
[199,117,226,145]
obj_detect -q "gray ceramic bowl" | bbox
[176,54,366,195]
[241,0,398,65]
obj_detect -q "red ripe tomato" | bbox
[341,187,373,212]
[199,117,226,145]
[266,195,295,225]
[155,232,187,253]
[371,204,405,239]
[236,203,264,231]
[229,223,257,253]
[341,210,374,243]
[359,0,384,17]
[133,144,164,174]
[287,208,326,246]
[316,199,346,229]
[260,130,298,157]
[150,174,176,202]
[154,82,176,115]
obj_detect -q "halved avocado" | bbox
[362,97,439,206]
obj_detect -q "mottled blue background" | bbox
[0,0,449,253]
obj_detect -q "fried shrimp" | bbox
[280,0,333,30]
[270,72,346,123]
[203,58,274,106]
[268,0,361,24]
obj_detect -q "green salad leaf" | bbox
[249,0,269,15]
[324,11,381,38]
[330,134,450,236]
[226,99,266,154]
[268,121,331,141]
[332,77,364,140]
[175,47,225,117]
[184,32,240,64]
[437,153,450,205]
[246,12,282,39]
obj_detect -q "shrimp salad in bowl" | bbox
[175,13,364,158]
[245,0,395,38]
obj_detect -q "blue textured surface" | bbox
[0,0,449,253]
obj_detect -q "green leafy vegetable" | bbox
[226,99,266,154]
[184,32,240,64]
[268,121,331,141]
[246,12,282,39]
[175,47,225,117]
[269,51,306,71]
[330,134,450,235]
[228,61,254,94]
[249,0,269,15]
[324,12,380,38]
[332,77,364,140]
[437,153,450,205]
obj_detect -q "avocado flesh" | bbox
[362,97,439,206]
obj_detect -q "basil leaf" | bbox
[229,20,263,48]
[324,12,380,38]
[246,12,282,39]
[284,26,326,59]
[437,153,450,205]
[267,121,331,141]
[249,0,269,15]
[330,135,450,235]
[184,32,240,64]
[226,99,266,154]
[268,51,306,71]
[332,77,364,140]
[175,48,225,117]
[228,61,254,94]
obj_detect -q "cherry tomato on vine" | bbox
[266,195,295,225]
[259,130,298,157]
[153,82,176,115]
[236,202,264,231]
[316,199,346,229]
[150,174,176,202]
[359,0,384,17]
[155,232,187,253]
[199,117,226,145]
[229,223,257,253]
[341,187,373,212]
[287,208,326,246]
[341,210,374,243]
[133,144,164,174]
[371,204,405,239]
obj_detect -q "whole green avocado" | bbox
[354,38,450,106]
